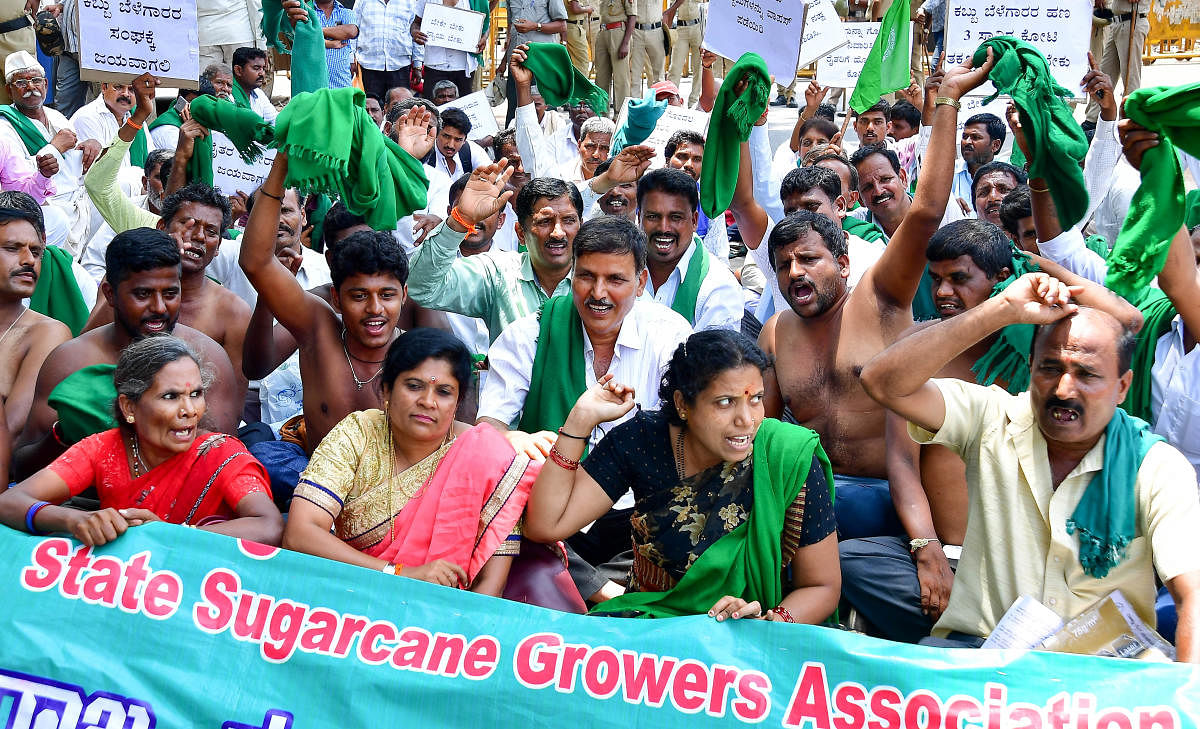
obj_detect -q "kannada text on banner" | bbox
[78,0,200,86]
[798,0,850,69]
[1,525,1197,728]
[703,0,806,82]
[816,21,915,88]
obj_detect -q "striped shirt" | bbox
[318,1,358,88]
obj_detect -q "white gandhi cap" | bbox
[4,51,42,83]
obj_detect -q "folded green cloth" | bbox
[1122,287,1177,423]
[521,42,609,116]
[0,105,49,155]
[1085,233,1110,260]
[611,89,667,155]
[973,37,1089,231]
[970,247,1038,393]
[273,87,429,231]
[261,0,329,96]
[189,94,274,165]
[149,102,214,186]
[842,215,884,243]
[1105,82,1200,298]
[670,235,708,325]
[700,52,770,220]
[29,245,88,336]
[518,295,585,436]
[48,364,117,444]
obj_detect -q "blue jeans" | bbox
[52,53,87,117]
[248,439,309,511]
[833,474,904,540]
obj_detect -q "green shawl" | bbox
[517,295,585,435]
[670,235,708,325]
[29,245,88,336]
[611,89,666,155]
[0,105,49,155]
[972,37,1088,231]
[47,363,118,444]
[149,103,215,186]
[261,0,330,96]
[700,53,771,220]
[273,87,429,230]
[842,215,885,244]
[1084,234,1110,261]
[189,95,274,166]
[1066,409,1163,579]
[1105,82,1200,299]
[970,248,1039,393]
[1186,189,1200,231]
[1122,287,1177,423]
[126,108,149,167]
[521,43,609,116]
[590,418,835,618]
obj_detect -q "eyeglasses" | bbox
[11,77,46,89]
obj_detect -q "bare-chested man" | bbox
[14,227,241,478]
[727,54,996,539]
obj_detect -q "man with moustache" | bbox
[592,158,636,221]
[860,273,1200,660]
[70,81,147,169]
[951,113,1004,209]
[14,227,241,477]
[203,63,235,102]
[969,161,1025,228]
[231,47,277,123]
[850,143,966,242]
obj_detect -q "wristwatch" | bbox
[536,21,542,31]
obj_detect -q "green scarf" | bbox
[0,105,49,155]
[29,245,88,336]
[1186,189,1200,231]
[521,43,609,116]
[517,295,586,435]
[128,109,149,167]
[611,89,666,155]
[970,247,1038,393]
[848,0,911,113]
[1084,234,1110,260]
[1122,287,1177,423]
[670,236,708,325]
[700,53,770,220]
[232,78,252,110]
[273,87,429,230]
[842,215,884,243]
[591,418,835,618]
[189,95,274,165]
[48,363,118,444]
[261,0,329,96]
[1105,82,1200,299]
[149,102,215,186]
[972,37,1088,231]
[1066,409,1163,579]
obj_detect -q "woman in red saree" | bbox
[0,336,282,546]
[284,328,539,595]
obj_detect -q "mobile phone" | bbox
[172,96,188,115]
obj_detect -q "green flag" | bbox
[849,0,912,114]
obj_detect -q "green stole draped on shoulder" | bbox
[148,104,216,186]
[1122,287,1178,423]
[842,215,884,244]
[47,363,118,444]
[128,108,149,167]
[590,418,835,618]
[0,105,49,155]
[518,296,586,435]
[29,246,88,336]
[232,77,253,110]
[670,236,708,325]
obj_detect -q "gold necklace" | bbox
[385,422,456,543]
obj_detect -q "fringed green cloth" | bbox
[1105,82,1200,299]
[189,95,274,166]
[149,103,214,186]
[611,89,666,155]
[1122,287,1177,423]
[273,87,429,231]
[261,0,329,96]
[29,245,88,336]
[521,43,609,116]
[1066,409,1162,579]
[970,247,1038,393]
[972,37,1089,231]
[700,52,770,220]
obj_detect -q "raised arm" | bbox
[510,45,558,179]
[83,72,161,233]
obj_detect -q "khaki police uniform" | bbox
[594,0,634,114]
[628,0,664,99]
[667,0,703,106]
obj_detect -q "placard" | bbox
[79,0,199,86]
[643,107,710,169]
[440,90,500,141]
[702,0,806,82]
[420,2,487,54]
[797,0,849,68]
[816,21,913,88]
[211,131,276,197]
[945,0,1091,98]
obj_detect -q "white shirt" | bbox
[641,239,741,331]
[492,201,520,252]
[479,298,691,449]
[430,139,488,181]
[393,164,452,255]
[208,238,334,308]
[79,193,149,284]
[0,106,85,204]
[515,102,566,181]
[420,0,478,74]
[248,87,278,123]
[767,140,799,222]
[197,0,259,45]
[71,97,139,169]
[1150,316,1200,481]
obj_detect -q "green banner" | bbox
[1,523,1197,728]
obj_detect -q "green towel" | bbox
[189,95,274,165]
[29,245,88,336]
[972,37,1089,232]
[1066,409,1163,579]
[842,215,884,243]
[48,363,118,444]
[0,105,49,155]
[521,43,609,116]
[518,295,586,435]
[149,102,215,186]
[1084,234,1110,261]
[670,235,708,325]
[1105,82,1200,299]
[1186,189,1200,231]
[611,89,667,155]
[273,87,429,231]
[261,0,330,96]
[700,53,770,220]
[970,247,1038,393]
[232,75,252,109]
[1122,287,1177,423]
[591,418,835,618]
[848,0,911,114]
[128,107,149,167]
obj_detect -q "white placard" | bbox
[815,21,913,89]
[702,0,806,82]
[79,0,199,86]
[643,107,710,168]
[945,0,1090,99]
[439,91,500,141]
[211,132,276,197]
[420,2,486,54]
[797,0,848,68]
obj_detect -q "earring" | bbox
[125,415,135,424]
[680,412,687,421]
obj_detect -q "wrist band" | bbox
[125,118,143,130]
[382,562,403,575]
[772,605,796,623]
[934,96,961,110]
[548,447,580,471]
[556,427,588,440]
[909,537,940,553]
[449,206,478,235]
[50,420,66,447]
[25,501,51,536]
[1028,181,1050,193]
[260,188,285,202]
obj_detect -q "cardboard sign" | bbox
[642,106,710,169]
[420,1,487,54]
[797,0,849,68]
[816,21,913,88]
[440,90,500,141]
[210,131,276,197]
[79,0,199,86]
[702,0,806,81]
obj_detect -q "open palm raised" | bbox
[456,159,516,225]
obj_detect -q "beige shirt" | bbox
[600,0,633,24]
[635,0,662,23]
[674,0,700,21]
[910,379,1200,639]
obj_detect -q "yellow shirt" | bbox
[909,379,1200,639]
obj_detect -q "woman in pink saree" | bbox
[284,329,539,594]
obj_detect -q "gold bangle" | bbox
[934,96,961,110]
[1028,182,1050,193]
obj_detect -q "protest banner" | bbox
[440,90,501,141]
[2,524,1197,728]
[702,0,806,82]
[78,0,199,86]
[211,131,276,197]
[944,0,1091,98]
[420,2,487,54]
[644,107,710,169]
[797,0,849,68]
[816,21,913,88]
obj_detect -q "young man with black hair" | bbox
[422,107,485,181]
[951,112,1004,206]
[998,185,1037,254]
[231,47,277,122]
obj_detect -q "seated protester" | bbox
[663,130,729,261]
[285,329,537,595]
[808,149,871,227]
[365,92,385,127]
[384,100,452,253]
[69,79,146,171]
[592,158,636,222]
[859,273,1200,660]
[768,116,838,219]
[556,116,613,188]
[969,160,1026,228]
[951,112,1005,212]
[430,79,459,105]
[0,335,282,546]
[888,100,921,141]
[849,143,966,244]
[231,47,278,123]
[145,79,212,152]
[524,329,839,620]
[779,166,885,289]
[421,107,487,182]
[15,228,241,478]
[80,148,173,284]
[998,185,1038,254]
